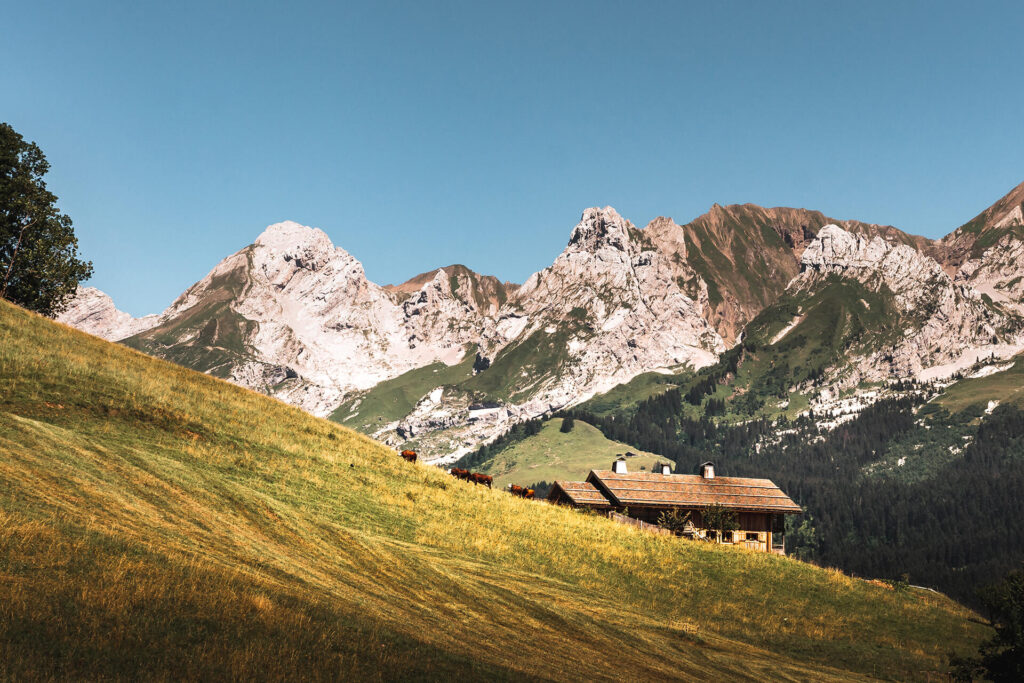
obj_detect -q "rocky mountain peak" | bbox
[801,225,895,271]
[566,206,633,254]
[799,225,951,310]
[56,286,164,341]
[939,181,1024,272]
[255,220,332,251]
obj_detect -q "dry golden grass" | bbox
[0,299,988,681]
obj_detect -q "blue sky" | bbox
[4,1,1023,315]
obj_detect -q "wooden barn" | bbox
[547,459,801,554]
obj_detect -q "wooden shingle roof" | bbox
[548,481,612,508]
[585,470,802,513]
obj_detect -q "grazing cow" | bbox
[448,468,491,487]
[400,449,417,463]
[470,473,492,488]
[507,484,534,499]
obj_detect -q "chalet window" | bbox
[722,531,733,543]
[746,532,758,542]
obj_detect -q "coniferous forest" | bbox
[560,390,1024,608]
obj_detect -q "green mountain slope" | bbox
[330,347,478,433]
[475,418,670,489]
[576,370,685,417]
[0,299,987,680]
[934,352,1024,412]
[121,249,260,378]
[671,277,903,420]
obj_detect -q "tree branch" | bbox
[1,217,38,299]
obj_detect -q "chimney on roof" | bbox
[656,462,672,475]
[612,457,628,474]
[701,462,715,479]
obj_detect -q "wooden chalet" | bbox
[547,459,801,554]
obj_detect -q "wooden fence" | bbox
[607,511,672,536]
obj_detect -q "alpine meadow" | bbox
[0,298,990,679]
[5,2,1024,680]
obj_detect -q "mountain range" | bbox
[59,181,1024,460]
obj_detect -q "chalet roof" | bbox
[549,481,612,508]
[585,470,802,513]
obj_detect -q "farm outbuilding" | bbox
[548,459,801,554]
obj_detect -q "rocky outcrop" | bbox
[938,181,1024,273]
[66,222,502,418]
[385,264,515,315]
[955,235,1024,312]
[942,183,1024,313]
[56,286,163,341]
[797,225,1022,380]
[644,204,937,345]
[495,206,723,399]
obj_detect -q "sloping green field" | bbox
[330,349,478,433]
[934,353,1024,412]
[0,299,988,680]
[477,418,670,489]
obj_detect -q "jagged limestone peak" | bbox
[566,206,633,254]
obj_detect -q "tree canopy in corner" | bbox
[1,122,92,317]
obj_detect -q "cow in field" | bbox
[470,473,493,488]
[448,468,491,487]
[507,484,534,499]
[400,449,417,463]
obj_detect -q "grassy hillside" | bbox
[476,418,669,489]
[575,371,684,417]
[0,298,988,680]
[330,348,478,432]
[933,353,1024,412]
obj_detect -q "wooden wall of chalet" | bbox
[622,507,782,553]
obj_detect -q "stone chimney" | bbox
[701,462,715,479]
[656,462,672,475]
[612,457,628,474]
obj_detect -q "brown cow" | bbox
[400,449,417,463]
[470,473,492,488]
[507,484,534,499]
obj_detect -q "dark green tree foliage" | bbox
[952,566,1024,681]
[704,397,726,416]
[566,392,1024,608]
[559,416,574,433]
[684,345,743,405]
[524,480,552,500]
[702,504,739,540]
[0,123,92,316]
[657,508,692,535]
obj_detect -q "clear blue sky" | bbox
[4,1,1022,315]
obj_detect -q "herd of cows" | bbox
[448,467,493,488]
[398,450,534,498]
